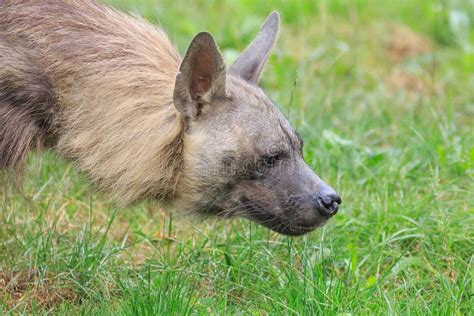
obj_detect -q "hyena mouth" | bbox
[240,200,317,236]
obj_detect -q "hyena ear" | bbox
[173,32,227,120]
[229,11,279,84]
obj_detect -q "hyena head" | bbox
[172,12,341,236]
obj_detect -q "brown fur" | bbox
[0,37,57,172]
[1,0,183,203]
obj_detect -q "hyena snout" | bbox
[288,186,341,219]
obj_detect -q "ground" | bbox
[1,0,473,314]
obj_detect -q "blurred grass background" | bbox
[1,0,473,314]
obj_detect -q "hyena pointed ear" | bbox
[229,11,279,84]
[173,32,227,120]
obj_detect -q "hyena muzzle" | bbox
[0,0,341,236]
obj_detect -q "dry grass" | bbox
[0,271,77,309]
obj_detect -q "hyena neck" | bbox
[1,1,186,204]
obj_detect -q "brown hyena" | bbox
[0,0,341,236]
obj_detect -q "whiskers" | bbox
[198,191,320,236]
[214,197,292,234]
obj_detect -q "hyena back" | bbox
[0,0,341,235]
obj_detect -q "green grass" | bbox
[1,0,473,314]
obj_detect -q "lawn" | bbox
[1,0,473,314]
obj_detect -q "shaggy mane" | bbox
[1,0,184,203]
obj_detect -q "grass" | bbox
[1,0,473,314]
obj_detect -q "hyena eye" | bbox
[252,154,281,178]
[261,154,281,167]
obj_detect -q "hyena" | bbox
[0,0,341,236]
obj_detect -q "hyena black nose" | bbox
[314,189,341,217]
